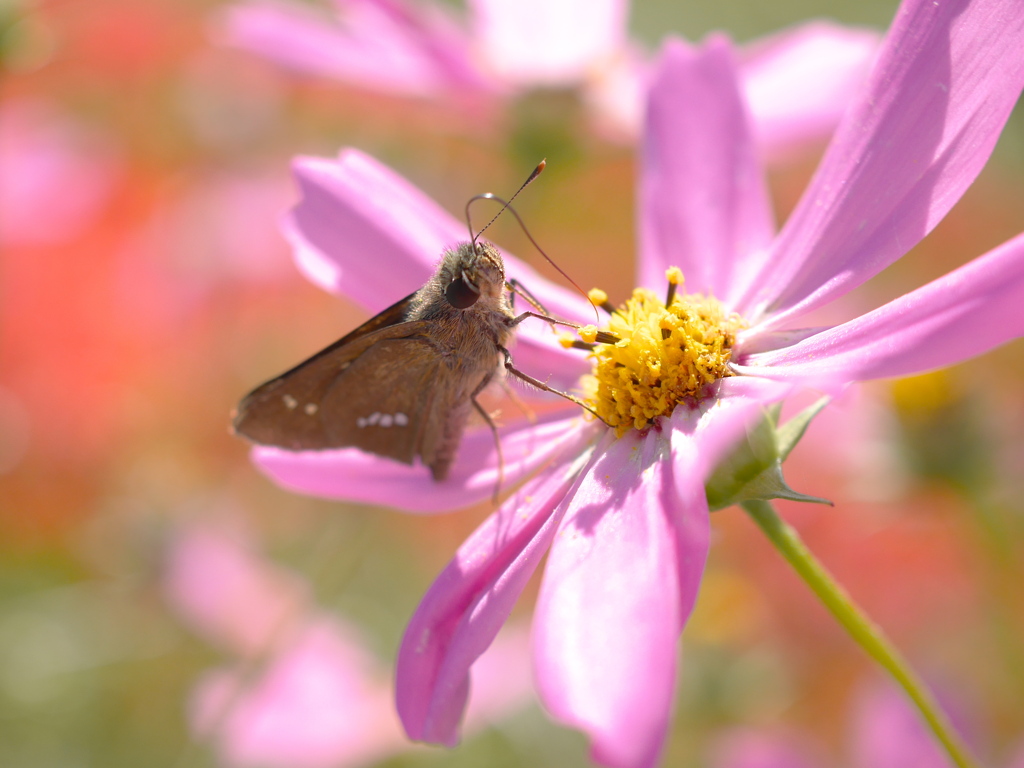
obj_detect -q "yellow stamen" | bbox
[582,270,745,436]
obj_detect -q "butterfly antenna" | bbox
[466,159,546,247]
[465,160,599,322]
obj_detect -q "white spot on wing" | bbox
[304,403,318,415]
[357,412,408,428]
[282,394,298,410]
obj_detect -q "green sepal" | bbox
[776,396,830,461]
[705,397,833,511]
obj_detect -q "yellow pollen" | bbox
[582,271,746,436]
[665,266,684,285]
[588,288,609,305]
[578,325,599,344]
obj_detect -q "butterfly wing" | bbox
[233,293,473,477]
[233,291,418,448]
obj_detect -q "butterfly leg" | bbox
[506,278,550,316]
[498,346,610,426]
[507,311,619,345]
[469,370,505,503]
[471,396,504,505]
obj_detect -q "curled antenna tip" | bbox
[528,159,546,183]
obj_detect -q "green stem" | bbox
[742,499,982,768]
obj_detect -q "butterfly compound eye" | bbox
[444,276,480,309]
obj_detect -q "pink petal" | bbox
[585,22,880,154]
[218,2,376,85]
[665,424,714,632]
[395,442,595,743]
[736,232,1024,386]
[285,150,463,309]
[335,0,491,92]
[252,408,591,513]
[216,0,486,96]
[533,427,698,768]
[662,376,787,616]
[640,36,774,311]
[745,0,1024,329]
[740,21,880,160]
[468,0,626,87]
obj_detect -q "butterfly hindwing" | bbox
[317,336,467,475]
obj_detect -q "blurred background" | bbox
[2,1,1023,766]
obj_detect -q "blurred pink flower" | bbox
[711,681,985,768]
[0,99,120,245]
[214,0,493,98]
[164,521,311,657]
[243,0,1024,766]
[849,682,977,768]
[148,169,297,288]
[166,522,532,768]
[708,730,821,768]
[216,0,878,151]
[736,22,882,158]
[190,618,403,768]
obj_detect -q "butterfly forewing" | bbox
[232,291,419,449]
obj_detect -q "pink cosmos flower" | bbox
[215,0,879,152]
[243,0,1024,765]
[166,522,532,767]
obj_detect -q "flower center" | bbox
[571,268,745,436]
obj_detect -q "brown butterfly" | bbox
[232,163,607,482]
[234,240,536,479]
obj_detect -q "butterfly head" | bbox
[441,241,506,310]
